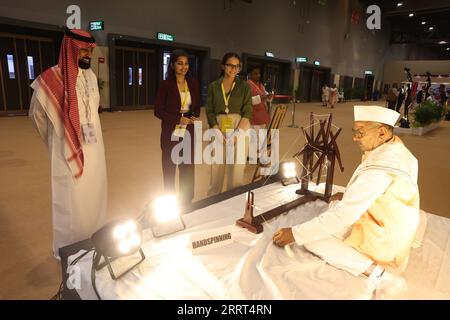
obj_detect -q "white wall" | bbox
[386,44,441,61]
[4,0,445,106]
[0,0,396,83]
[90,46,109,108]
[383,60,450,85]
[293,0,391,83]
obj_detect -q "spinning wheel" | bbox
[236,112,344,234]
[294,112,344,202]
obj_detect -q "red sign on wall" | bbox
[98,57,105,63]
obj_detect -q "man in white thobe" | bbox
[29,28,107,259]
[273,105,421,297]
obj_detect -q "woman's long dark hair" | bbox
[247,65,262,82]
[167,49,190,80]
[220,52,241,77]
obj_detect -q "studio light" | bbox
[429,27,434,30]
[408,13,414,17]
[153,194,180,223]
[144,194,186,237]
[397,2,403,7]
[91,218,146,280]
[421,21,426,25]
[280,161,300,186]
[438,41,447,45]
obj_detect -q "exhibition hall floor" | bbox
[1,101,449,299]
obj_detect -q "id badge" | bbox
[81,123,97,144]
[173,124,186,138]
[220,117,234,133]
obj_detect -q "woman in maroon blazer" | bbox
[154,49,201,205]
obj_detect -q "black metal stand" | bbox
[93,248,146,280]
[288,98,299,128]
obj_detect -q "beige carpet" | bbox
[0,101,449,299]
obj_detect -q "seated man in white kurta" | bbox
[29,28,107,259]
[273,105,421,296]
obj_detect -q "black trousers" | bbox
[160,124,195,205]
[395,98,405,113]
[161,145,195,205]
[388,100,396,110]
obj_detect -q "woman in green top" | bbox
[206,52,253,196]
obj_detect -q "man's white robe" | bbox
[29,68,107,258]
[292,136,420,274]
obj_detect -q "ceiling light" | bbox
[447,48,450,51]
[408,13,414,17]
[421,21,426,25]
[429,27,434,30]
[438,41,447,45]
[397,2,403,7]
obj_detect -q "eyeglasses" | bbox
[225,63,241,70]
[352,125,381,139]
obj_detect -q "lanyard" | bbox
[79,71,91,124]
[221,81,235,114]
[178,80,189,109]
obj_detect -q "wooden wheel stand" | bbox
[236,112,344,234]
[252,105,288,183]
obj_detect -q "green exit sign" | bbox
[157,32,175,42]
[89,21,104,31]
[296,57,308,63]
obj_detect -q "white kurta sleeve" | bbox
[292,169,393,245]
[251,94,262,105]
[29,91,49,146]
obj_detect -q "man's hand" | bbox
[329,192,344,202]
[272,228,295,247]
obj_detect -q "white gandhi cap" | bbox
[354,105,400,127]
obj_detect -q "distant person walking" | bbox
[387,85,399,110]
[329,84,338,108]
[321,84,329,107]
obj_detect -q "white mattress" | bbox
[68,182,450,300]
